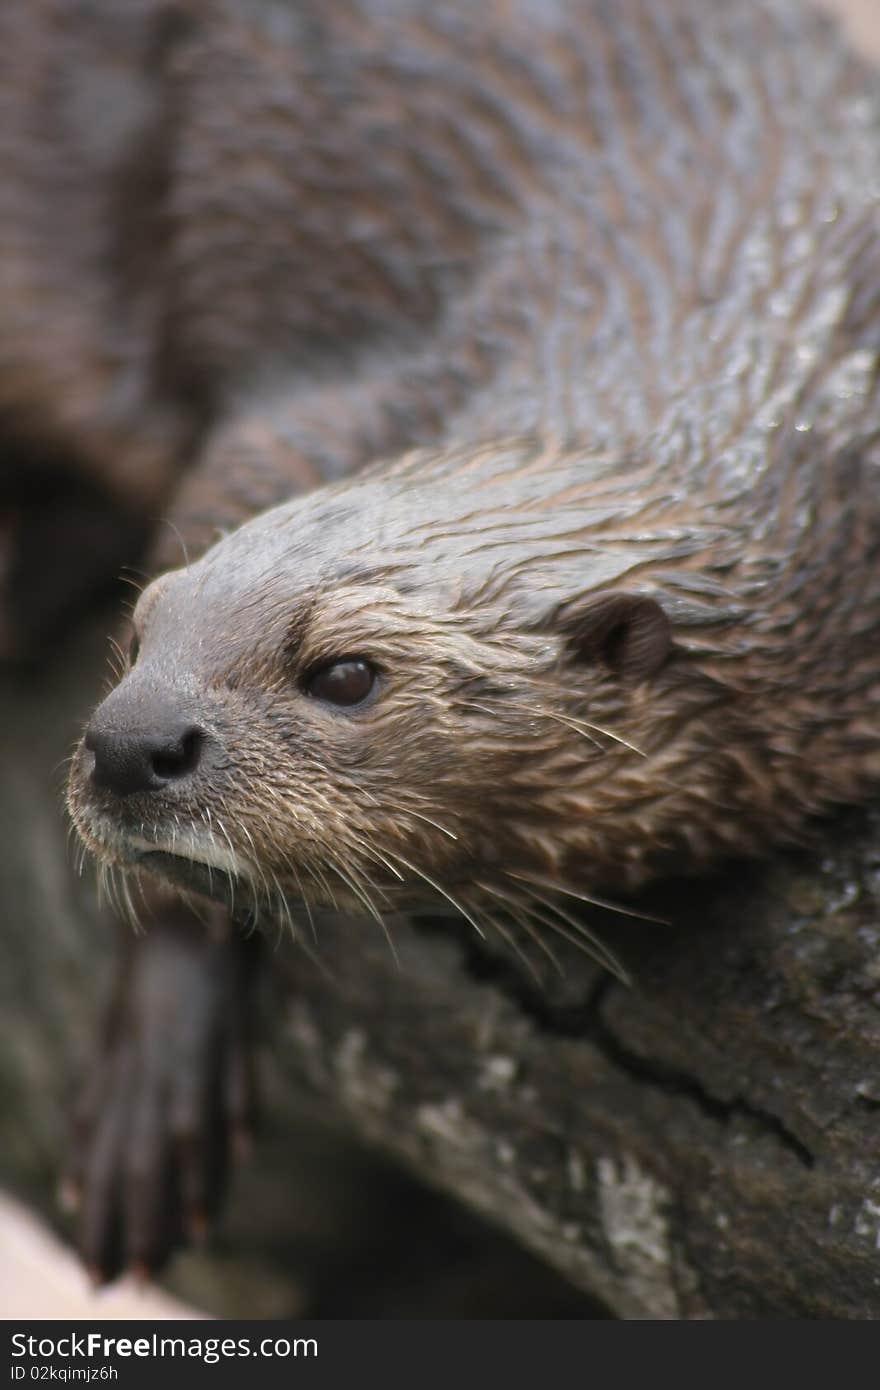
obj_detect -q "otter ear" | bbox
[558,591,671,681]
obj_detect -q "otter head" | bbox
[69,442,752,953]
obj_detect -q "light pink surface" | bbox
[822,0,880,59]
[0,1193,205,1321]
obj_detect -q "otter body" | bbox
[68,0,880,943]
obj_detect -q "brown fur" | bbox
[67,0,880,957]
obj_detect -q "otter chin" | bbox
[67,430,880,964]
[72,799,254,912]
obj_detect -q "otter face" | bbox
[68,471,686,948]
[68,560,489,919]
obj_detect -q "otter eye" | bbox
[306,659,376,707]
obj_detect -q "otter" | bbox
[69,0,880,914]
[61,0,880,1275]
[68,422,880,945]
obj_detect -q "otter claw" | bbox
[63,891,260,1281]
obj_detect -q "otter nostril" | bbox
[85,721,205,797]
[150,728,204,781]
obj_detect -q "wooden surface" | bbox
[265,816,880,1318]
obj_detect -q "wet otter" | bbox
[68,424,880,949]
[58,0,880,1278]
[69,0,880,939]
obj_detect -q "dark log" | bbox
[266,816,880,1320]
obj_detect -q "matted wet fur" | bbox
[68,0,880,977]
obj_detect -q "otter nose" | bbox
[85,719,204,797]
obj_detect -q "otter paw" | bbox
[62,898,260,1282]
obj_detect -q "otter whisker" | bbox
[323,852,399,966]
[116,868,141,933]
[216,804,272,911]
[520,702,648,758]
[259,866,291,939]
[158,516,191,569]
[404,810,459,841]
[98,861,123,922]
[509,871,669,926]
[475,880,563,975]
[106,634,129,683]
[275,906,337,984]
[508,882,629,982]
[211,813,240,918]
[381,850,486,940]
[267,841,333,934]
[359,844,405,883]
[97,861,142,934]
[53,747,82,780]
[266,866,298,943]
[95,861,109,912]
[339,852,395,912]
[458,699,600,752]
[104,864,121,920]
[456,696,645,758]
[283,857,321,943]
[218,807,281,920]
[299,855,342,914]
[325,846,395,910]
[511,895,627,980]
[518,677,649,757]
[477,906,546,984]
[262,867,293,934]
[117,573,147,593]
[65,821,87,877]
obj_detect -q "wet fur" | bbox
[66,0,880,956]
